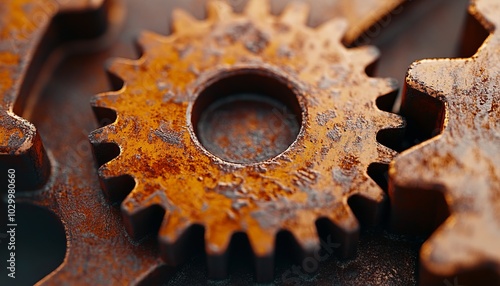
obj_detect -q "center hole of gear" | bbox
[192,70,302,164]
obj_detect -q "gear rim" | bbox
[188,67,305,165]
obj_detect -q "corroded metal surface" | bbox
[0,0,106,190]
[389,0,500,284]
[1,1,167,285]
[0,0,428,284]
[90,0,404,281]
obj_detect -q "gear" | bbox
[90,0,404,281]
[389,0,500,284]
[1,0,61,191]
[0,0,107,191]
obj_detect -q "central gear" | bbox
[90,0,404,281]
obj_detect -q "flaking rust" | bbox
[90,0,404,281]
[389,0,500,284]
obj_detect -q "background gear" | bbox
[390,0,500,284]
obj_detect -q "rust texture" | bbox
[0,0,106,190]
[1,1,165,285]
[90,0,404,281]
[389,0,500,284]
[0,0,417,284]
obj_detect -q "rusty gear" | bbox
[389,0,500,284]
[90,0,404,281]
[0,0,107,191]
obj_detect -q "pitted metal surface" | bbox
[0,0,108,190]
[389,0,500,284]
[3,0,477,285]
[90,0,404,281]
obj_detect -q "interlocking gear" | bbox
[0,0,106,191]
[90,0,404,280]
[389,0,500,284]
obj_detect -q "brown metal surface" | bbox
[90,0,403,281]
[0,0,107,190]
[1,1,166,285]
[2,0,475,285]
[0,0,62,191]
[389,0,500,284]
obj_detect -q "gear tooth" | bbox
[244,0,271,19]
[376,143,398,164]
[98,154,123,178]
[406,60,429,86]
[88,127,104,144]
[378,110,405,129]
[356,176,386,203]
[391,140,442,187]
[205,226,234,279]
[325,205,359,258]
[172,8,200,33]
[121,190,139,212]
[368,77,399,96]
[406,59,457,97]
[158,213,194,265]
[91,93,119,127]
[348,177,386,226]
[472,0,499,32]
[280,1,310,25]
[247,228,275,257]
[349,45,380,67]
[419,215,495,282]
[89,123,123,172]
[138,30,164,49]
[120,186,168,238]
[89,124,116,144]
[390,152,417,188]
[289,225,321,254]
[317,19,348,42]
[106,58,138,82]
[385,77,400,91]
[420,219,457,271]
[159,212,192,244]
[389,140,451,233]
[247,229,275,282]
[91,91,121,110]
[205,226,233,255]
[95,154,135,203]
[207,0,233,21]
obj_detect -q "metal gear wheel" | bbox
[0,0,109,191]
[89,0,404,281]
[389,0,500,284]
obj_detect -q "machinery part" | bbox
[389,0,500,284]
[90,0,404,281]
[0,0,413,284]
[0,1,165,285]
[0,0,107,191]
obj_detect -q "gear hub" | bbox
[90,0,404,280]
